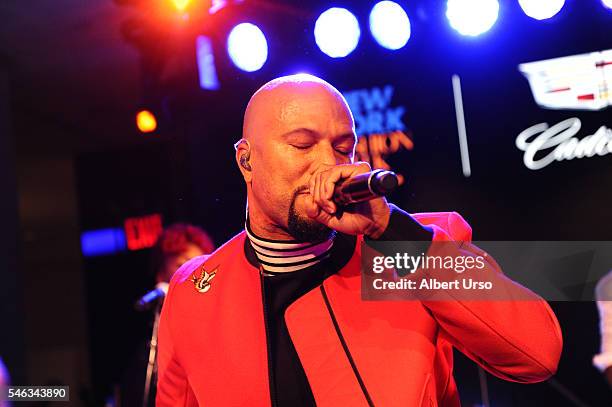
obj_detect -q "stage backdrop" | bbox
[186,1,612,243]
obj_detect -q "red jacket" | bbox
[157,212,562,406]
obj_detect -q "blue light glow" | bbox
[518,0,565,20]
[602,0,612,9]
[227,23,268,72]
[446,0,499,37]
[369,1,411,50]
[81,228,127,257]
[196,35,220,90]
[314,8,360,58]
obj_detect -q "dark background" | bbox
[1,0,611,406]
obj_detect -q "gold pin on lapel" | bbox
[192,266,217,293]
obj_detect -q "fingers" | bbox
[316,171,329,212]
[304,193,320,219]
[305,193,335,226]
[308,162,371,215]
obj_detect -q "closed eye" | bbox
[291,144,313,150]
[335,142,354,155]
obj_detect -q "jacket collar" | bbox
[244,230,357,276]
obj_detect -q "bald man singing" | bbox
[156,75,562,406]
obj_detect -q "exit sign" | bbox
[124,214,163,251]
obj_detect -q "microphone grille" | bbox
[371,171,399,195]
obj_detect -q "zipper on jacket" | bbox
[260,270,278,407]
[320,285,375,407]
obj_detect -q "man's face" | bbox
[247,85,356,241]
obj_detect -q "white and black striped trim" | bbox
[245,221,335,273]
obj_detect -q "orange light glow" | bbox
[171,0,192,12]
[136,110,157,133]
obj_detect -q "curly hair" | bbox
[151,223,215,276]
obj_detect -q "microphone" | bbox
[332,169,399,206]
[135,282,169,311]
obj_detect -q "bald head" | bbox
[236,74,357,241]
[242,74,354,144]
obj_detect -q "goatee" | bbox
[287,187,334,242]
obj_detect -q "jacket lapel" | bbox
[287,237,440,406]
[285,282,370,406]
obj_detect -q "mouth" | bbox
[294,185,310,195]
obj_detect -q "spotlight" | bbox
[170,0,191,12]
[369,1,411,50]
[446,0,499,37]
[227,23,268,72]
[314,8,360,58]
[518,0,565,20]
[136,110,157,133]
[602,0,612,9]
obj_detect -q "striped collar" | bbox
[245,221,335,274]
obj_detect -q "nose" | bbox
[315,141,346,167]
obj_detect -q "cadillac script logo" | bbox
[516,118,612,170]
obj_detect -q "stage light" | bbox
[369,1,411,50]
[314,8,360,58]
[171,0,191,12]
[196,35,221,90]
[602,0,612,9]
[136,110,157,133]
[518,0,564,20]
[227,23,268,72]
[446,0,499,37]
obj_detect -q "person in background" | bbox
[151,223,216,284]
[120,223,215,407]
[594,270,612,387]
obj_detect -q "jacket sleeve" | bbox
[156,257,206,406]
[375,206,563,383]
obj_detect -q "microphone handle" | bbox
[135,288,165,312]
[333,170,399,206]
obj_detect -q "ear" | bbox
[235,141,253,183]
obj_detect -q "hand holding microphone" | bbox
[306,162,398,238]
[332,169,399,205]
